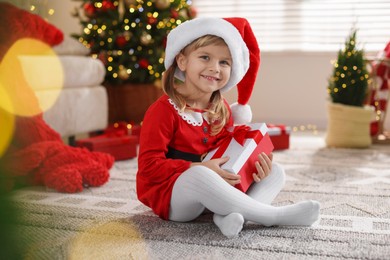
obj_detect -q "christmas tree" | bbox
[72,0,196,86]
[327,29,370,107]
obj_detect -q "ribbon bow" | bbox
[211,125,263,159]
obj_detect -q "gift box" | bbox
[203,123,274,192]
[76,135,138,161]
[267,124,291,150]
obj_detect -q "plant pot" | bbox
[325,103,374,148]
[104,83,163,124]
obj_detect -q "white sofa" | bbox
[22,36,108,139]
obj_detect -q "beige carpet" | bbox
[11,133,390,259]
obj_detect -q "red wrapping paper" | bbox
[76,134,138,161]
[267,124,291,150]
[203,123,274,192]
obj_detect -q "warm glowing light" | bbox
[292,124,318,135]
[68,221,149,259]
[0,85,15,157]
[0,38,63,117]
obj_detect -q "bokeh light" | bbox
[0,83,15,157]
[67,220,149,259]
[0,38,63,117]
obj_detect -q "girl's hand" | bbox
[253,152,273,183]
[194,157,241,186]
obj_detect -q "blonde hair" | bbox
[163,35,230,136]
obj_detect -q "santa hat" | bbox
[164,17,260,124]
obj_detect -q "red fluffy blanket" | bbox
[0,3,114,193]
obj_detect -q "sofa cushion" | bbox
[53,35,90,56]
[18,55,106,89]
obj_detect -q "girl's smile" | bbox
[201,75,220,82]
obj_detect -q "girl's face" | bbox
[176,43,232,97]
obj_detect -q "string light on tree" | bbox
[72,0,196,85]
[327,29,369,107]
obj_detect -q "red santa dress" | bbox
[136,94,233,220]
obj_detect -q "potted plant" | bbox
[326,29,374,148]
[72,0,196,123]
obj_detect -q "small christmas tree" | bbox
[72,0,195,85]
[327,29,369,107]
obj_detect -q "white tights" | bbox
[169,163,320,238]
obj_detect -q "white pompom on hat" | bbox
[164,17,260,125]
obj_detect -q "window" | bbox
[193,0,390,52]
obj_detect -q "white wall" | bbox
[224,51,334,130]
[224,51,390,131]
[47,1,390,132]
[48,1,80,35]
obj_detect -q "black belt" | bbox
[166,147,204,162]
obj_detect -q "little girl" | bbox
[136,17,320,238]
